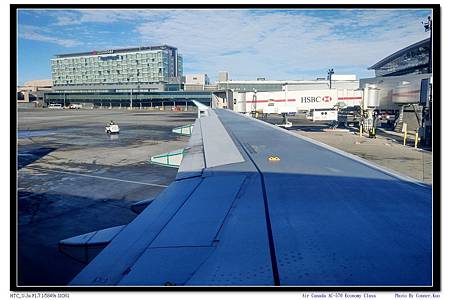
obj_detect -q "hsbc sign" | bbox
[300,96,333,103]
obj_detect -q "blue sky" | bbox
[17,9,431,85]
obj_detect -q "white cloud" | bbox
[46,9,169,25]
[134,9,430,80]
[19,9,431,80]
[19,25,80,47]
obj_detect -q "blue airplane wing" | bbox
[69,106,432,286]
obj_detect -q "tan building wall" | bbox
[17,79,52,103]
[185,74,209,85]
[24,79,53,90]
[184,84,205,91]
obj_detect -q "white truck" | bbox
[307,109,339,122]
[69,103,82,109]
[105,122,120,134]
[48,103,62,109]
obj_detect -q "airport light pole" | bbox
[422,16,432,73]
[251,89,258,116]
[130,87,133,109]
[328,68,334,89]
[421,15,433,147]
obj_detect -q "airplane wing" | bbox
[69,105,432,286]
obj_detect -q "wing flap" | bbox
[70,177,203,285]
[118,173,276,286]
[119,247,214,285]
[151,175,247,247]
[186,173,275,286]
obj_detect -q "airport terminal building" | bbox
[367,38,431,77]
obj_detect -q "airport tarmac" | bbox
[264,114,432,184]
[17,108,196,286]
[16,108,433,286]
[293,129,432,184]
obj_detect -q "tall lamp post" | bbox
[422,16,432,73]
[327,68,334,89]
[421,15,433,147]
[130,87,133,109]
[283,82,288,104]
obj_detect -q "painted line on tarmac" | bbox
[26,166,169,188]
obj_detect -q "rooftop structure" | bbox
[184,74,210,91]
[218,71,229,82]
[217,77,359,92]
[23,79,53,88]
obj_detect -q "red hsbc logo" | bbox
[300,96,333,103]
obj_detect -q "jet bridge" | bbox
[232,88,362,119]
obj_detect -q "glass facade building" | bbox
[369,38,431,77]
[44,90,212,108]
[217,82,284,92]
[51,45,183,86]
[46,45,213,108]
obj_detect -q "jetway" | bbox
[360,73,432,146]
[231,88,363,115]
[214,73,431,146]
[360,73,431,110]
[224,88,362,128]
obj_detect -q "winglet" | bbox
[192,100,210,118]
